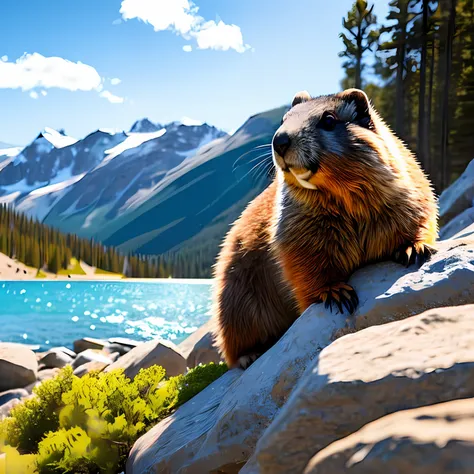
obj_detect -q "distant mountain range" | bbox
[0,107,287,261]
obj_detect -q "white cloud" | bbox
[192,21,248,53]
[0,53,102,92]
[120,0,198,34]
[110,77,122,85]
[100,90,125,104]
[183,45,192,52]
[0,53,125,104]
[120,0,250,53]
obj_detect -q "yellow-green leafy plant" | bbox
[0,362,227,473]
[2,366,75,453]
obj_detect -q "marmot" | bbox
[212,88,438,369]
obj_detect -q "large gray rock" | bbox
[440,207,474,240]
[73,337,107,354]
[178,320,223,368]
[0,343,38,391]
[439,158,474,226]
[304,398,474,473]
[105,340,186,380]
[71,349,114,370]
[249,305,474,474]
[38,348,74,369]
[128,242,474,474]
[73,360,110,378]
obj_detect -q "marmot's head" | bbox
[272,89,388,193]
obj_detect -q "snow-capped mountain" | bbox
[0,120,227,231]
[0,105,286,258]
[129,118,162,133]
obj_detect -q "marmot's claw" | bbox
[416,244,436,266]
[321,283,358,315]
[393,242,436,268]
[236,353,260,370]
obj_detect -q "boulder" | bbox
[106,343,132,357]
[38,348,74,369]
[440,207,474,240]
[0,343,38,391]
[178,320,223,368]
[106,338,142,356]
[127,242,474,474]
[439,158,474,226]
[71,349,114,370]
[73,360,110,378]
[52,346,76,358]
[249,305,474,474]
[304,398,474,473]
[108,337,141,348]
[73,337,107,354]
[105,340,186,380]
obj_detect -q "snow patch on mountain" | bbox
[0,147,22,158]
[180,117,204,126]
[42,127,78,148]
[17,172,87,221]
[100,129,167,166]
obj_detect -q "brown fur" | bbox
[212,88,438,369]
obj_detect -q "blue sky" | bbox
[0,0,389,146]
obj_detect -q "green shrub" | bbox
[0,362,227,473]
[2,366,74,453]
[173,362,229,406]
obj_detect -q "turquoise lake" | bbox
[0,280,213,351]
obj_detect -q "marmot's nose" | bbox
[273,132,291,158]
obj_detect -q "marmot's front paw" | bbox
[393,242,436,267]
[235,353,261,370]
[320,282,359,315]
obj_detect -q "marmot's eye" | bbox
[320,113,337,131]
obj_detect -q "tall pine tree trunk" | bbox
[441,0,457,189]
[418,0,429,170]
[427,36,436,178]
[356,24,363,89]
[396,20,407,138]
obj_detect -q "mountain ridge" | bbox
[0,105,287,267]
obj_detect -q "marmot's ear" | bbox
[338,88,373,128]
[291,91,311,108]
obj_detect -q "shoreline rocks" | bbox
[0,343,38,392]
[105,339,186,379]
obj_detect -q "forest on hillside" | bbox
[0,205,178,279]
[340,0,473,192]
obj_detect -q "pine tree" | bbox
[339,0,379,89]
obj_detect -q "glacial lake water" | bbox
[0,280,213,351]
